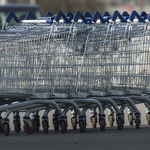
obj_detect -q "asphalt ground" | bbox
[0,125,150,150]
[0,103,150,150]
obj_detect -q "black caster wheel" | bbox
[43,120,49,134]
[60,120,67,133]
[14,120,21,133]
[79,120,86,133]
[53,118,59,131]
[135,116,140,129]
[99,119,106,131]
[4,123,10,136]
[117,117,123,130]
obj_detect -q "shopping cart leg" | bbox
[13,112,21,133]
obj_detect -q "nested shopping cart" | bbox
[1,10,150,136]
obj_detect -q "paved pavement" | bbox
[0,125,150,150]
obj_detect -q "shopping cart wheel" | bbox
[0,124,4,133]
[79,120,86,133]
[60,120,67,133]
[32,119,40,132]
[14,120,21,133]
[128,114,133,126]
[3,123,10,136]
[53,118,59,131]
[108,115,114,127]
[146,114,150,125]
[23,120,36,134]
[43,120,48,134]
[117,117,123,130]
[99,118,106,131]
[71,117,77,130]
[135,116,140,129]
[91,116,97,128]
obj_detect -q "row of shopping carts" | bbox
[0,10,150,136]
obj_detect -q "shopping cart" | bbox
[0,10,150,136]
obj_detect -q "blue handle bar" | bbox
[45,12,53,17]
[73,11,87,23]
[5,12,20,23]
[24,11,37,20]
[92,11,105,23]
[129,10,143,22]
[111,10,126,22]
[55,11,69,23]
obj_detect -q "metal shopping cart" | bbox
[1,10,150,136]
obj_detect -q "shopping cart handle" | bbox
[111,10,126,22]
[140,11,148,22]
[45,11,53,17]
[73,11,87,23]
[129,10,143,22]
[140,11,147,17]
[65,12,73,23]
[102,11,111,22]
[92,11,105,23]
[83,11,92,23]
[24,11,37,20]
[5,12,20,23]
[66,11,74,18]
[122,11,130,17]
[55,11,69,23]
[83,11,92,18]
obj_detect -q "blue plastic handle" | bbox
[111,10,126,22]
[45,11,53,17]
[92,11,105,23]
[24,11,36,20]
[102,11,111,22]
[140,11,147,17]
[65,12,74,23]
[83,11,92,18]
[122,11,130,17]
[73,11,87,23]
[66,11,74,18]
[55,11,69,23]
[83,11,92,23]
[103,11,111,17]
[129,10,143,22]
[5,12,20,23]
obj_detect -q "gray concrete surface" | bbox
[0,125,150,150]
